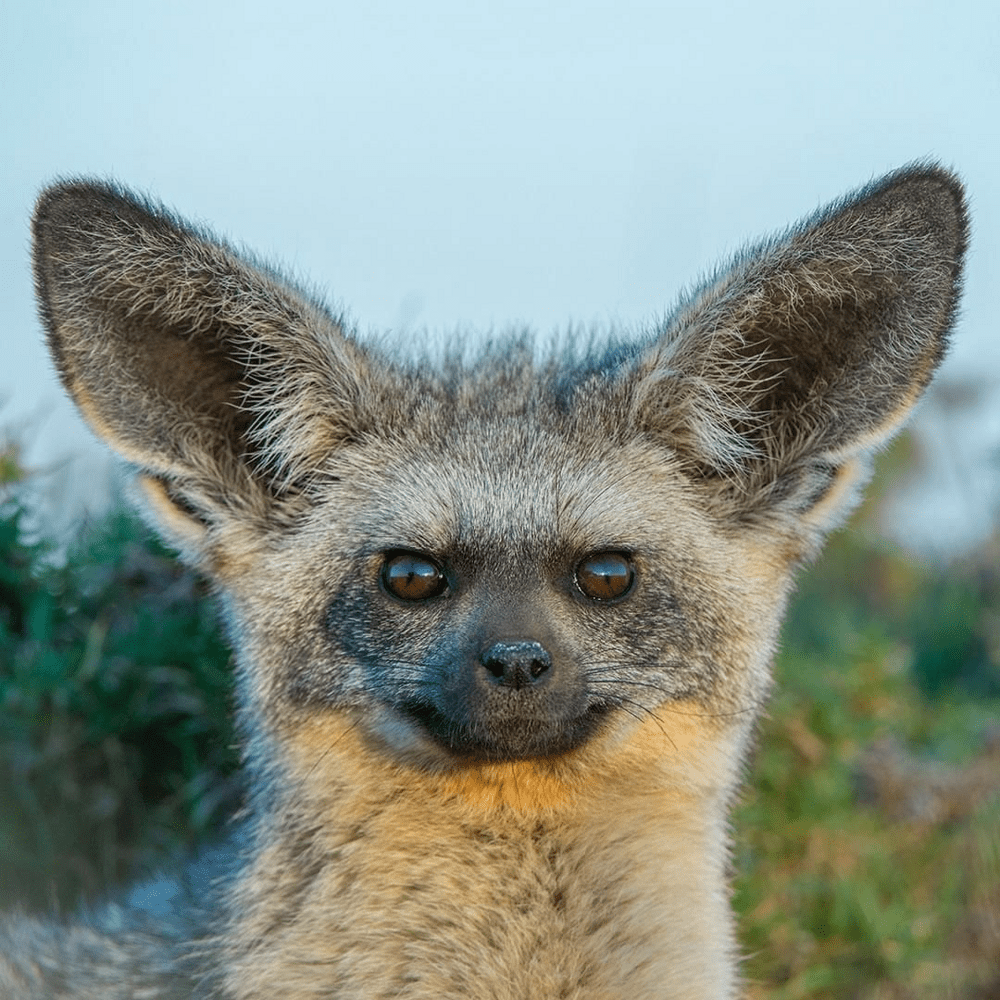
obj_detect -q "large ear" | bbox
[33,181,370,558]
[631,164,967,544]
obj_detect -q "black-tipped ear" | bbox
[633,164,967,532]
[33,181,370,545]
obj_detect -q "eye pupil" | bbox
[382,553,447,601]
[576,552,635,602]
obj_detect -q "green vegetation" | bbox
[0,443,239,911]
[1,439,998,997]
[736,532,1000,998]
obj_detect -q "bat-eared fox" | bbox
[1,165,967,998]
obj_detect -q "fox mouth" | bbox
[398,697,613,762]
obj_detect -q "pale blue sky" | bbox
[2,0,997,544]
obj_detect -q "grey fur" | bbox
[2,164,967,998]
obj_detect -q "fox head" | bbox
[32,168,966,802]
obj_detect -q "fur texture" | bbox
[1,165,967,998]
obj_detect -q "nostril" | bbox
[480,641,552,690]
[483,654,506,680]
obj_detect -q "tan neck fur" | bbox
[221,708,746,999]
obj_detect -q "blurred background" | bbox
[2,0,998,550]
[1,2,998,997]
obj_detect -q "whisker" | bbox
[602,695,676,751]
[584,676,671,693]
[305,714,364,781]
[586,675,767,719]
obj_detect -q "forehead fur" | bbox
[292,334,697,554]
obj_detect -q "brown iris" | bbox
[381,552,448,602]
[575,552,635,602]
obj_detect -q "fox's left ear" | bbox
[632,164,968,542]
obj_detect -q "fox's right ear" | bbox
[33,181,370,560]
[630,164,967,548]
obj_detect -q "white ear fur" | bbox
[133,476,211,565]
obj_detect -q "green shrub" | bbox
[0,459,238,911]
[737,522,1000,999]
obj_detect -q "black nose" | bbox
[480,640,552,690]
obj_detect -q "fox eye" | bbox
[381,552,448,602]
[575,552,635,602]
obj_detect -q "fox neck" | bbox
[222,706,747,999]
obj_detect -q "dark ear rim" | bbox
[797,161,968,382]
[34,180,212,388]
[783,161,968,454]
[676,160,968,345]
[32,178,341,380]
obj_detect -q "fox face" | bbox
[32,168,965,792]
[233,396,752,766]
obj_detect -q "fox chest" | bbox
[221,811,736,1000]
